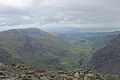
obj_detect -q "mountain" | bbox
[64,31,120,41]
[0,28,92,70]
[0,47,24,65]
[87,34,120,75]
[64,31,120,51]
[0,28,69,69]
[90,35,117,51]
[41,27,81,34]
[41,27,120,33]
[1,28,119,72]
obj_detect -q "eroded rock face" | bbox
[0,64,103,80]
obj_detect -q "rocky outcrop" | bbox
[0,64,103,80]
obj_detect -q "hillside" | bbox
[90,35,116,51]
[1,28,119,72]
[0,47,24,65]
[0,28,92,70]
[87,34,120,75]
[64,31,119,51]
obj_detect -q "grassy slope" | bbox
[0,28,118,71]
[0,29,93,70]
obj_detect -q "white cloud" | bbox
[0,0,120,31]
[21,16,31,20]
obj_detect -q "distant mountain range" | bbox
[42,27,120,33]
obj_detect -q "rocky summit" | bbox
[0,64,103,80]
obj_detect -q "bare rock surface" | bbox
[0,64,104,80]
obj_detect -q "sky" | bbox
[0,0,120,31]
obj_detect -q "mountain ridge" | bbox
[87,34,120,75]
[0,28,92,70]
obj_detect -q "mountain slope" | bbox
[0,28,70,69]
[87,34,120,74]
[0,47,24,65]
[90,35,116,51]
[0,28,93,70]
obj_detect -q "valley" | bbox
[0,28,120,80]
[0,0,120,79]
[0,28,93,70]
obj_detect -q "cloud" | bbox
[0,0,33,9]
[0,0,120,31]
[21,16,31,20]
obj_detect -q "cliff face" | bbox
[87,34,120,75]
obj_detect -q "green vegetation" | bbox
[0,28,119,72]
[0,29,93,71]
[104,75,120,80]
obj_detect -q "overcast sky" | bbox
[0,0,120,31]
